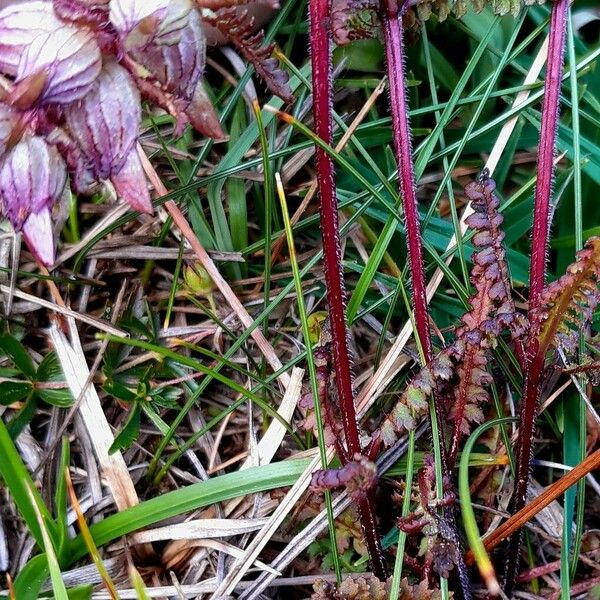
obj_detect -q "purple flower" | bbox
[0,135,67,265]
[134,7,205,100]
[52,0,110,27]
[0,1,62,77]
[63,61,152,213]
[130,7,224,138]
[13,23,102,107]
[110,0,192,50]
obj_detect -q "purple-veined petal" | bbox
[110,0,192,49]
[63,61,152,212]
[53,0,110,27]
[132,7,204,99]
[15,25,102,106]
[22,205,55,265]
[110,147,152,213]
[0,135,66,229]
[0,1,61,77]
[0,135,65,265]
[64,60,140,180]
[110,0,170,33]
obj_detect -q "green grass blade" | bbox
[27,486,68,600]
[459,417,517,595]
[276,172,342,581]
[564,10,586,588]
[0,419,52,548]
[68,459,311,561]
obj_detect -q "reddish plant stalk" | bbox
[528,0,569,315]
[381,0,432,361]
[308,0,387,578]
[505,0,570,593]
[380,4,471,598]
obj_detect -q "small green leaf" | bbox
[0,381,32,405]
[0,335,36,378]
[103,379,137,403]
[109,403,141,454]
[307,311,329,344]
[36,353,73,408]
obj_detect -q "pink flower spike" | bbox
[22,206,55,266]
[15,25,102,106]
[110,148,152,214]
[0,1,62,77]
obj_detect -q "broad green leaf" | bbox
[0,381,32,405]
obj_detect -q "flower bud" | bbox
[63,61,152,213]
[183,263,214,296]
[14,25,102,106]
[0,1,62,77]
[0,136,67,265]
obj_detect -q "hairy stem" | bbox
[381,4,470,598]
[505,0,570,593]
[381,0,431,360]
[528,0,569,315]
[308,0,386,578]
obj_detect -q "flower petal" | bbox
[110,0,192,49]
[0,136,66,228]
[0,1,61,77]
[110,148,152,213]
[64,61,140,180]
[22,206,55,266]
[53,0,111,27]
[132,7,205,99]
[15,25,102,106]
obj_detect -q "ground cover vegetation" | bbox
[0,0,599,598]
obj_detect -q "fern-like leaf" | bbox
[532,237,600,358]
[330,0,553,44]
[380,173,526,458]
[203,8,293,103]
[331,0,380,45]
[414,0,549,20]
[447,172,526,463]
[380,352,454,447]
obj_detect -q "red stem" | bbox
[308,0,386,578]
[505,0,569,593]
[381,0,432,361]
[528,0,569,316]
[381,5,472,598]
